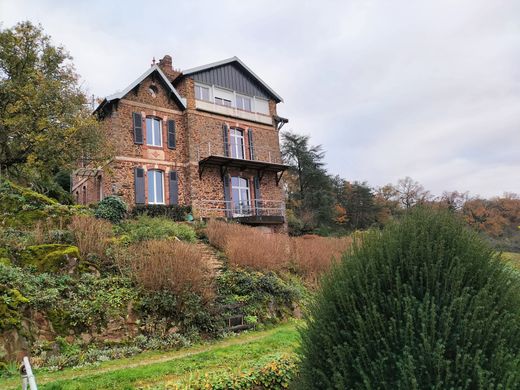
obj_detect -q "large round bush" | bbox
[298,209,520,389]
[94,196,127,223]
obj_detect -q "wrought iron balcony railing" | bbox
[196,141,283,165]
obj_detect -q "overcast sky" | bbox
[2,0,519,197]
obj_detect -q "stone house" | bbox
[72,55,289,230]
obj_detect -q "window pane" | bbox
[243,98,251,111]
[155,172,163,203]
[153,119,161,146]
[202,87,209,100]
[148,171,155,203]
[146,118,153,145]
[231,176,239,186]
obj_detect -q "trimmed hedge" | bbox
[298,208,520,389]
[130,204,191,221]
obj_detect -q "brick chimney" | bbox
[158,54,181,80]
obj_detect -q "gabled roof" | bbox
[95,65,186,113]
[183,56,283,103]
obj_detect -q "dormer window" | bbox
[195,84,210,101]
[236,95,252,112]
[146,117,162,147]
[215,97,232,107]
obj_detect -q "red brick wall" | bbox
[73,64,286,231]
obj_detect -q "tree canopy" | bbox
[0,21,107,184]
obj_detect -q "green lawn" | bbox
[0,322,300,390]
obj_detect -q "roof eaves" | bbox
[183,56,283,103]
[94,65,186,112]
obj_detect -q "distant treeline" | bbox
[281,132,520,251]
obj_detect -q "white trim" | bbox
[147,169,165,205]
[183,56,283,103]
[146,117,163,147]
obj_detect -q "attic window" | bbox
[148,85,158,98]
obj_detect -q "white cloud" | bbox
[2,0,519,197]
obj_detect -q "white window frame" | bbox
[229,128,245,159]
[147,169,165,205]
[236,94,252,112]
[195,83,211,101]
[231,176,251,216]
[254,97,269,115]
[146,117,162,147]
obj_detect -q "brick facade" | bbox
[73,55,286,230]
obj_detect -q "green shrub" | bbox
[217,269,303,324]
[298,208,520,388]
[187,354,297,389]
[117,216,196,243]
[130,204,191,221]
[18,244,81,273]
[94,196,127,223]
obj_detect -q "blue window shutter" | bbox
[167,119,176,149]
[222,123,229,157]
[169,170,179,205]
[133,112,143,144]
[134,167,145,204]
[223,175,232,217]
[254,176,261,215]
[248,129,255,160]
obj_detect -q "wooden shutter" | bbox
[247,129,255,160]
[132,112,143,144]
[169,170,179,205]
[167,119,176,149]
[222,123,229,157]
[134,167,145,204]
[253,176,262,215]
[223,175,232,217]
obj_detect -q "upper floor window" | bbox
[146,117,162,147]
[229,128,245,159]
[195,84,210,101]
[236,95,252,112]
[147,170,164,204]
[215,97,232,107]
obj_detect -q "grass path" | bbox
[0,322,300,390]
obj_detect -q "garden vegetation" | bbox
[298,208,520,388]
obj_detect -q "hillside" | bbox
[0,178,349,386]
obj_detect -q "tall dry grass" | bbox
[205,220,352,284]
[68,215,114,265]
[116,239,212,298]
[291,235,352,285]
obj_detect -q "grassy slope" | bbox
[0,322,300,390]
[503,251,520,270]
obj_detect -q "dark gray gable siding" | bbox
[192,63,270,99]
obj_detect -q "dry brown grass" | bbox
[291,235,352,285]
[68,215,114,264]
[117,239,212,298]
[205,220,352,284]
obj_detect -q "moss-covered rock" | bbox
[0,178,89,228]
[18,244,81,273]
[0,286,29,331]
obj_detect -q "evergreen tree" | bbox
[298,208,520,388]
[281,131,334,229]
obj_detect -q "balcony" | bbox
[195,99,273,125]
[193,199,285,225]
[197,141,288,185]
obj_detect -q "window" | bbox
[236,95,252,112]
[231,176,251,216]
[215,97,232,107]
[195,84,210,101]
[146,117,162,147]
[148,85,158,98]
[147,170,164,204]
[255,98,269,115]
[229,128,245,159]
